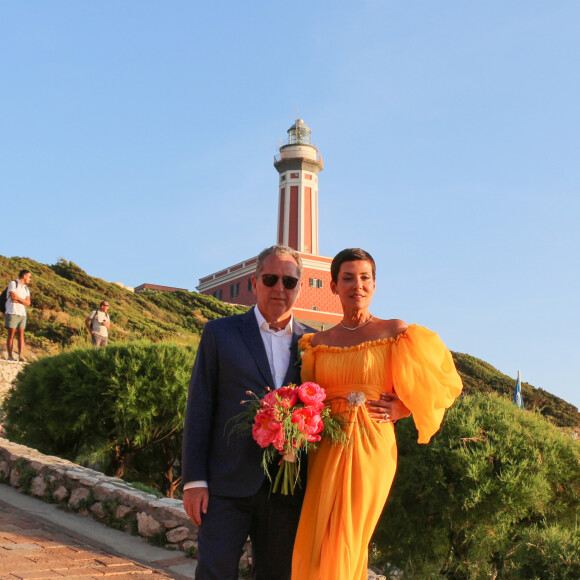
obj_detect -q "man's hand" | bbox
[183,487,209,526]
[367,393,410,423]
[9,292,30,306]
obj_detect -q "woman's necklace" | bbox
[340,315,374,331]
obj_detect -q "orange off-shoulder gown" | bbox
[291,324,463,580]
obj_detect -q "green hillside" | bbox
[0,255,248,353]
[1,255,578,430]
[453,352,579,430]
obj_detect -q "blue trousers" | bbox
[195,480,303,580]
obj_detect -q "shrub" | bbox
[2,341,196,497]
[371,394,580,579]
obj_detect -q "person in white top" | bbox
[85,301,111,347]
[5,269,32,362]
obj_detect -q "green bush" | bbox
[371,394,580,579]
[2,341,196,497]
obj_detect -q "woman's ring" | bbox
[383,412,389,420]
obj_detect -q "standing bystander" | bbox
[4,269,32,362]
[85,301,111,347]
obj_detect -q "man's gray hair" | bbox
[256,245,303,278]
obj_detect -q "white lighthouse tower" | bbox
[274,119,323,255]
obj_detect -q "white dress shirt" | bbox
[254,306,293,390]
[184,306,295,490]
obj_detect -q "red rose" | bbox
[297,382,326,411]
[253,408,285,450]
[292,407,324,442]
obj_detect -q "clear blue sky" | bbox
[2,2,579,409]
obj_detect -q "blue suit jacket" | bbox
[182,308,313,497]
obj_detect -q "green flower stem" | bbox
[272,460,298,495]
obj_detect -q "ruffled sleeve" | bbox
[390,324,463,443]
[298,333,316,383]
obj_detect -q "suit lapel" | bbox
[282,320,308,386]
[237,309,275,388]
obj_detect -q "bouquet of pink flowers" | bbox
[234,382,346,494]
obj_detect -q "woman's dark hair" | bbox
[331,249,376,283]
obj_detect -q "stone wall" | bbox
[0,359,24,402]
[0,439,198,553]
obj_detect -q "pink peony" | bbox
[297,382,326,411]
[253,408,285,450]
[292,407,324,442]
[274,386,299,408]
[261,387,299,417]
[261,390,279,408]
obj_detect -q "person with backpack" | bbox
[4,269,32,362]
[85,301,111,347]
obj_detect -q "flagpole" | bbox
[514,370,524,409]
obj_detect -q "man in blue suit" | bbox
[182,245,314,580]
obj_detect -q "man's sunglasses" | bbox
[260,274,299,290]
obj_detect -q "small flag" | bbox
[513,370,524,409]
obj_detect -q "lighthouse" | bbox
[197,119,342,326]
[274,119,323,254]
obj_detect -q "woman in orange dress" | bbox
[291,248,463,580]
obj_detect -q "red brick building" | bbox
[135,283,188,293]
[197,120,342,327]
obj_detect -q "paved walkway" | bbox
[0,485,197,579]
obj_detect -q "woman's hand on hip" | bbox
[367,393,410,423]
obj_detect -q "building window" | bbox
[312,306,317,311]
[290,172,299,178]
[305,173,312,180]
[230,283,239,298]
[280,175,286,181]
[213,289,222,300]
[248,278,253,292]
[309,278,323,288]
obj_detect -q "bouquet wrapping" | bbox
[234,382,346,494]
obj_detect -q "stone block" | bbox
[90,502,105,519]
[115,505,133,520]
[29,460,44,472]
[31,475,47,497]
[182,540,197,551]
[94,482,120,501]
[78,475,100,486]
[69,487,90,508]
[166,526,192,543]
[137,511,163,537]
[154,503,189,522]
[151,497,183,509]
[65,468,90,480]
[0,460,10,479]
[53,485,70,502]
[9,468,20,487]
[115,488,150,511]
